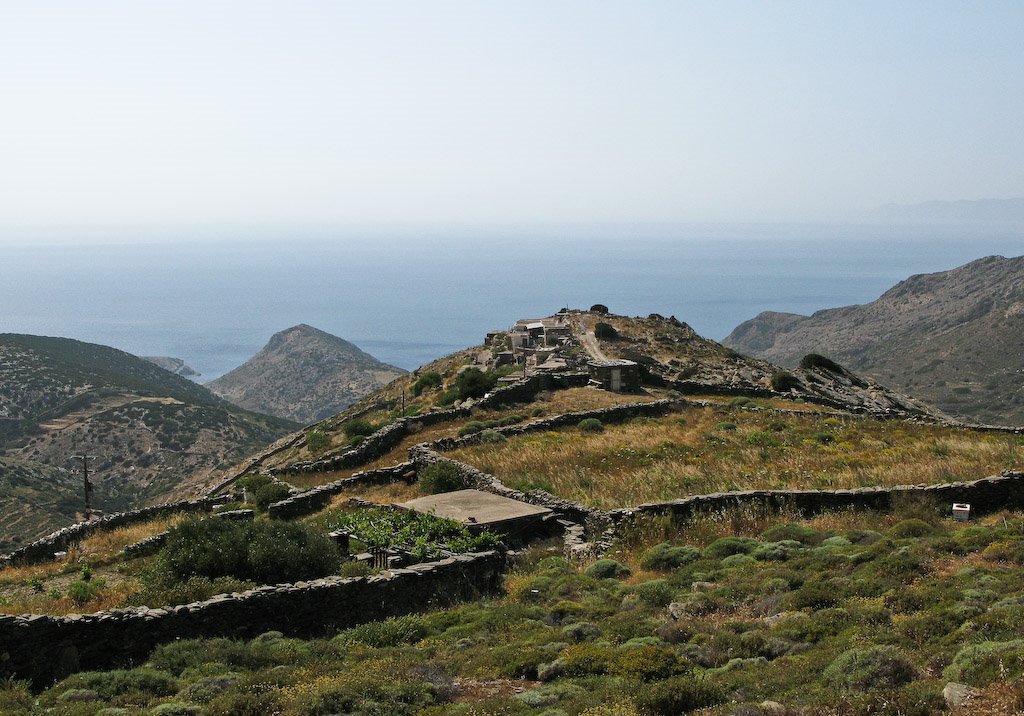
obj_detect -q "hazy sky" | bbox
[2,1,1023,236]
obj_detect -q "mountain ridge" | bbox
[724,255,1024,425]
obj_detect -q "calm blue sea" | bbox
[1,222,1022,380]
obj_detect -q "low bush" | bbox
[335,615,430,648]
[579,418,605,433]
[613,644,690,681]
[252,482,290,512]
[585,559,631,579]
[639,543,701,571]
[770,371,801,392]
[343,419,376,439]
[146,518,341,588]
[704,536,759,559]
[944,639,1024,685]
[800,353,844,372]
[634,675,724,715]
[305,429,330,454]
[53,669,179,701]
[824,646,916,691]
[594,322,619,341]
[419,461,470,494]
[412,371,443,396]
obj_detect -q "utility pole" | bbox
[71,454,98,520]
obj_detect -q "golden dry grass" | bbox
[450,407,1022,509]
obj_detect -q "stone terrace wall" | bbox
[0,497,229,568]
[427,399,677,452]
[612,470,1024,524]
[269,407,471,477]
[268,463,414,520]
[0,550,505,686]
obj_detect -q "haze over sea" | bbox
[2,222,1022,382]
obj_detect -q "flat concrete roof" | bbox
[400,489,552,528]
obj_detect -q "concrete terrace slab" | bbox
[399,489,552,534]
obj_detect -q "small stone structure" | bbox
[399,489,553,537]
[588,359,640,392]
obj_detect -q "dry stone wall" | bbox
[268,463,414,520]
[0,496,230,568]
[612,470,1024,524]
[0,550,505,686]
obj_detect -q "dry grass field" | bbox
[451,405,1022,509]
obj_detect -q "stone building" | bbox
[587,359,640,392]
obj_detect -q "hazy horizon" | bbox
[3,2,1024,241]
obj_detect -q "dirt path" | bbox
[578,320,609,362]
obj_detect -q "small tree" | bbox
[412,371,443,396]
[419,462,470,494]
[306,429,329,454]
[590,304,609,314]
[594,322,619,341]
[453,368,497,400]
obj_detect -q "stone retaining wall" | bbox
[612,470,1024,524]
[268,463,414,520]
[427,399,677,452]
[0,550,505,686]
[0,497,230,568]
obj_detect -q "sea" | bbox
[1,222,1022,381]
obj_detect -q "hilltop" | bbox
[0,334,296,544]
[206,324,406,425]
[724,255,1024,425]
[3,308,1022,713]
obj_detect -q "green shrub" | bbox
[590,304,609,314]
[305,429,330,454]
[419,462,470,494]
[67,580,98,605]
[813,432,834,444]
[453,368,497,400]
[335,615,430,648]
[252,482,290,512]
[151,703,202,715]
[339,560,371,578]
[787,582,839,610]
[770,371,801,392]
[343,419,376,439]
[585,560,631,579]
[458,421,485,437]
[760,523,821,545]
[634,675,724,714]
[889,518,938,539]
[715,421,737,431]
[149,518,340,587]
[824,646,916,691]
[412,371,443,396]
[639,543,701,571]
[55,669,179,701]
[704,536,759,559]
[729,396,753,407]
[557,643,615,676]
[944,639,1024,685]
[478,429,506,444]
[594,322,619,341]
[800,353,844,372]
[613,644,690,681]
[631,579,676,607]
[578,418,605,433]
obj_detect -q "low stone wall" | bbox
[271,408,471,477]
[0,550,505,686]
[0,496,229,568]
[428,399,677,452]
[613,470,1024,524]
[268,463,414,520]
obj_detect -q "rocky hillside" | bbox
[206,324,406,425]
[586,312,935,417]
[0,334,296,543]
[723,255,1024,425]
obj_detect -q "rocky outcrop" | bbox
[724,255,1024,425]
